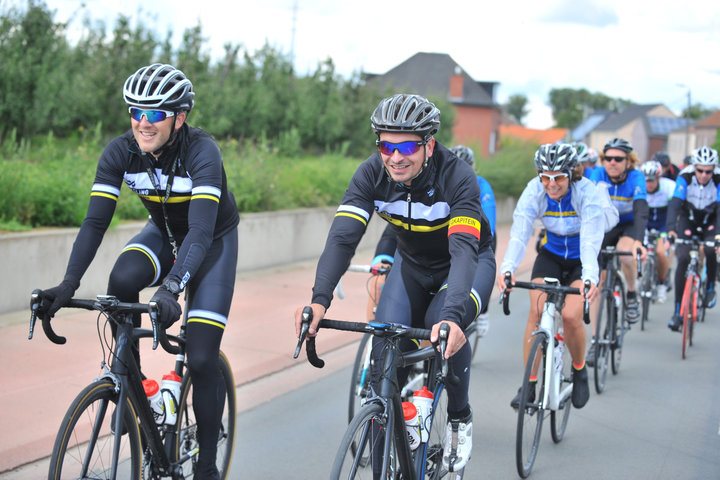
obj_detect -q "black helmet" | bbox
[450,145,475,167]
[603,137,633,153]
[534,143,578,172]
[652,151,670,167]
[371,94,440,141]
[123,63,194,112]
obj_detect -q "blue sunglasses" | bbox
[128,107,175,123]
[376,140,426,156]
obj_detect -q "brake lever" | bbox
[294,306,312,359]
[583,280,591,325]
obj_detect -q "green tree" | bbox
[548,88,631,128]
[505,94,529,125]
[682,103,715,120]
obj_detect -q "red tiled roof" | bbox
[695,110,720,128]
[500,124,568,144]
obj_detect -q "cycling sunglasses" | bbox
[538,172,569,185]
[376,140,426,156]
[695,167,714,175]
[603,155,627,163]
[128,107,176,123]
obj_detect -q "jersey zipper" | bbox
[406,191,412,231]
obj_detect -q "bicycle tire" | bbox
[593,292,612,394]
[465,320,481,364]
[331,402,397,480]
[49,379,143,480]
[348,333,373,424]
[611,279,625,375]
[172,351,236,479]
[697,276,707,324]
[550,332,572,443]
[639,256,654,331]
[421,368,451,479]
[516,334,547,479]
[680,274,694,359]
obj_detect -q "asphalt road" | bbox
[4,280,719,479]
[228,289,720,479]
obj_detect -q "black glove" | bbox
[41,279,78,318]
[150,285,182,329]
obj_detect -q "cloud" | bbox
[538,0,619,27]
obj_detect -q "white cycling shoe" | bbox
[442,411,472,472]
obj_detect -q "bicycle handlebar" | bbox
[29,289,181,355]
[293,307,459,384]
[500,275,591,324]
[346,264,392,275]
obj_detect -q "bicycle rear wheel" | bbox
[173,351,236,479]
[594,292,612,394]
[49,379,143,480]
[349,333,373,423]
[516,334,547,479]
[331,402,397,480]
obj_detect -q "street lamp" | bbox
[677,83,691,156]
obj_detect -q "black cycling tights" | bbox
[674,243,717,305]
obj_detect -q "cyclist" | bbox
[497,143,617,410]
[586,138,648,364]
[294,93,496,473]
[365,144,497,338]
[666,146,720,331]
[37,64,239,480]
[640,160,676,303]
[573,141,597,178]
[654,151,680,180]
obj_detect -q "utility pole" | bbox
[677,84,691,156]
[290,0,298,69]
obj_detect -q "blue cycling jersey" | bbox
[477,176,496,236]
[590,167,647,225]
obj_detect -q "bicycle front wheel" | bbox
[516,334,547,479]
[173,351,236,479]
[348,333,373,423]
[680,275,694,359]
[611,280,625,375]
[639,257,654,331]
[421,374,451,479]
[49,379,143,480]
[550,334,573,443]
[331,402,397,480]
[594,292,612,394]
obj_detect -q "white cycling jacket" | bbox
[500,176,619,285]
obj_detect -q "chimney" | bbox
[449,66,463,100]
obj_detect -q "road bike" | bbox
[591,247,641,394]
[29,290,236,480]
[342,264,482,426]
[295,308,462,479]
[501,276,589,478]
[671,235,717,359]
[639,229,662,330]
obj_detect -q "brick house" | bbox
[667,110,720,164]
[364,52,501,156]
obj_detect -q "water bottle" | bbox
[161,372,182,425]
[613,289,622,309]
[402,401,420,450]
[412,386,434,443]
[143,379,165,425]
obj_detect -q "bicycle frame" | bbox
[534,295,571,411]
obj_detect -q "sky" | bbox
[29,0,720,129]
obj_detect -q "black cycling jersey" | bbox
[311,142,492,326]
[62,125,239,289]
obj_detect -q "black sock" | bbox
[448,404,472,421]
[627,291,636,300]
